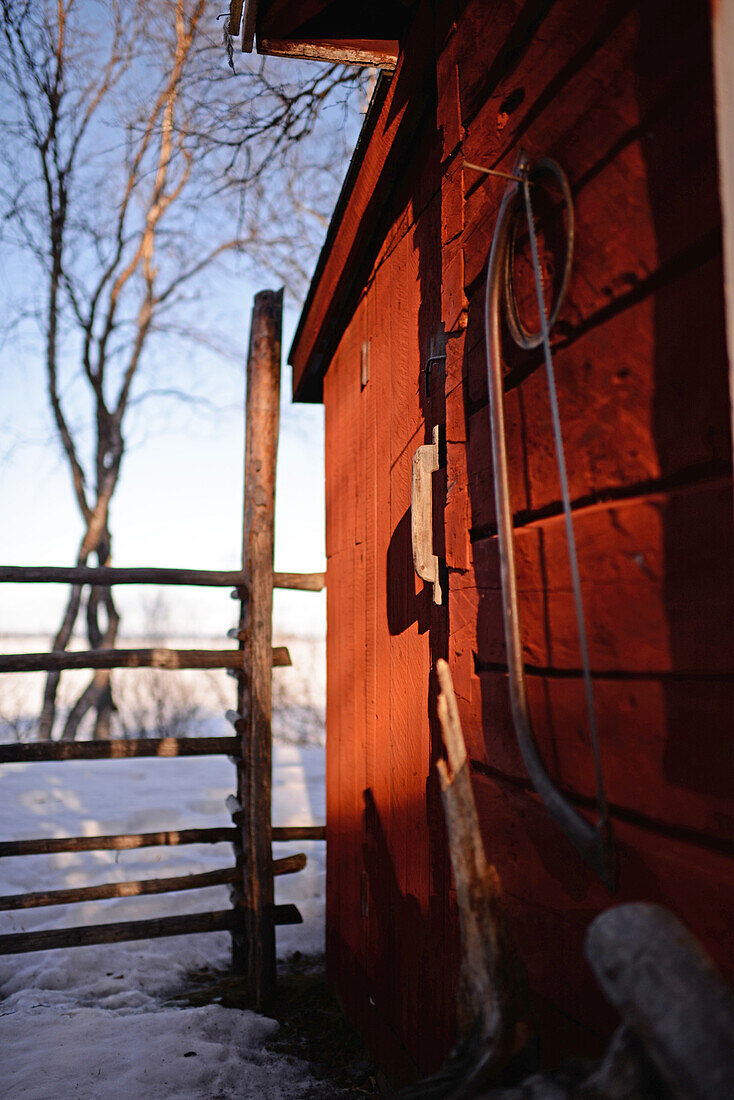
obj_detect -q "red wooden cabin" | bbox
[234,0,734,1083]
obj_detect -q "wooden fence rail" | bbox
[0,736,239,764]
[0,647,291,674]
[0,565,324,591]
[0,566,248,587]
[0,828,236,857]
[0,290,323,987]
[0,826,324,858]
[0,904,302,956]
[0,867,238,910]
[0,854,307,911]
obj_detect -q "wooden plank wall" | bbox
[323,0,734,1081]
[439,0,734,1062]
[323,23,455,1072]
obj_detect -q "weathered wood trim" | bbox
[289,6,436,400]
[257,37,398,68]
[228,0,245,40]
[0,737,239,764]
[240,0,257,52]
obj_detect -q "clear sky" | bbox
[0,290,326,640]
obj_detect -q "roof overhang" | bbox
[229,1,413,70]
[287,1,435,401]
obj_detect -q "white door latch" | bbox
[411,424,442,605]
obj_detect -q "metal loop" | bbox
[483,150,616,891]
[504,158,575,350]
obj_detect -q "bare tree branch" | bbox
[0,0,367,739]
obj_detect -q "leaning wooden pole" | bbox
[231,288,283,1009]
[400,661,529,1097]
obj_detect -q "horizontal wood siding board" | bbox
[453,480,734,675]
[461,259,731,536]
[470,771,734,1044]
[460,671,734,844]
[448,0,730,1060]
[313,0,731,1078]
[459,0,722,402]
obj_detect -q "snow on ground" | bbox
[0,636,327,1099]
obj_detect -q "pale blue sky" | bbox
[0,291,326,640]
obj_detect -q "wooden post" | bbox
[231,288,283,1009]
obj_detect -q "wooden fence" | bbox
[0,289,324,1009]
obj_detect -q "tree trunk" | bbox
[60,533,120,741]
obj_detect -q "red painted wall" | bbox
[318,0,734,1082]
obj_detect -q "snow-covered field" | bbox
[0,636,327,1099]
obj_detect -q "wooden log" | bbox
[273,852,307,876]
[0,910,238,955]
[463,483,734,676]
[0,904,300,955]
[225,647,290,671]
[225,799,325,841]
[0,828,237,857]
[0,565,248,588]
[272,825,326,841]
[0,867,238,910]
[0,737,239,764]
[273,572,326,592]
[233,288,282,1008]
[0,649,245,674]
[0,647,290,673]
[274,903,302,926]
[232,573,325,595]
[225,638,292,666]
[585,903,734,1100]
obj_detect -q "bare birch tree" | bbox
[0,0,363,739]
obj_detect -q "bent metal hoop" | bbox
[482,149,616,890]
